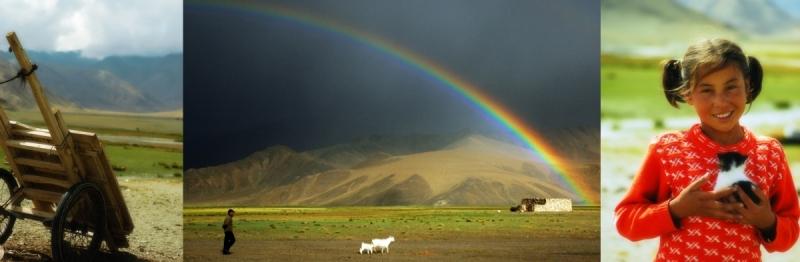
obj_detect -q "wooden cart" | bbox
[0,32,133,261]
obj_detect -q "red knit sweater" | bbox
[615,124,800,261]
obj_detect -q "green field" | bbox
[104,145,183,177]
[601,54,800,119]
[0,110,183,178]
[5,110,182,139]
[0,144,182,178]
[185,207,600,260]
[184,206,600,241]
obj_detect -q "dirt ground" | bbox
[184,237,598,261]
[0,177,182,261]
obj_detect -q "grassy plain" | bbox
[0,110,183,177]
[601,54,800,119]
[183,206,600,261]
[5,110,182,139]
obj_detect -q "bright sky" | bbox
[0,0,182,59]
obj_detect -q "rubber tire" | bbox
[51,182,107,262]
[0,168,17,244]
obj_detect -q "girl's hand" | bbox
[668,174,739,223]
[733,185,776,230]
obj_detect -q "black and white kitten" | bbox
[714,152,761,204]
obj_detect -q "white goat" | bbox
[371,236,395,254]
[359,242,374,254]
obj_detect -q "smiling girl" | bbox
[615,39,799,261]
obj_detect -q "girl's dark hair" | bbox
[662,59,685,107]
[661,39,763,108]
[228,209,234,214]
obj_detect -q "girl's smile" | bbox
[686,63,748,145]
[712,111,733,119]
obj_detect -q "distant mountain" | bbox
[0,60,77,110]
[541,126,600,163]
[602,0,800,56]
[602,0,743,54]
[306,132,470,168]
[184,131,599,206]
[96,54,183,108]
[675,0,798,35]
[0,51,182,112]
[183,146,335,197]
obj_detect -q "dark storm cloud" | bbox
[185,0,599,168]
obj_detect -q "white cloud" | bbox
[0,0,182,59]
[55,8,92,52]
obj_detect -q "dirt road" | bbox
[0,177,182,261]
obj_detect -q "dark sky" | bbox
[185,0,599,168]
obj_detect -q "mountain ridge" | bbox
[0,51,182,112]
[184,131,599,206]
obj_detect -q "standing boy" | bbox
[222,209,236,255]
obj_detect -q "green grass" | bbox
[104,145,183,177]
[601,54,800,119]
[184,206,600,241]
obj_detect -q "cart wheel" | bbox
[0,169,17,244]
[51,182,106,262]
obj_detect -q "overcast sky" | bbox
[185,0,599,169]
[0,0,182,59]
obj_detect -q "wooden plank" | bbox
[0,144,30,199]
[11,128,80,184]
[70,129,95,136]
[8,205,55,220]
[0,106,10,139]
[6,33,80,213]
[22,173,71,188]
[6,140,57,154]
[6,32,63,145]
[75,134,133,237]
[7,189,24,206]
[9,121,40,131]
[14,157,65,172]
[22,188,64,204]
[57,110,87,181]
[11,129,52,141]
[54,111,69,139]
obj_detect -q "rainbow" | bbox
[187,0,597,205]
